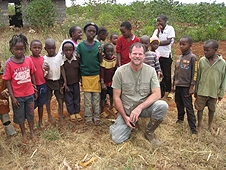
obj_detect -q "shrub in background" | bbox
[23,0,57,29]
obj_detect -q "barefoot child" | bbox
[0,62,17,137]
[172,36,198,134]
[3,34,37,144]
[76,22,102,126]
[100,43,117,118]
[61,41,82,122]
[29,40,48,128]
[195,39,226,135]
[116,21,140,66]
[44,38,66,125]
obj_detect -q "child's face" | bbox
[150,40,159,51]
[110,35,118,45]
[104,45,114,59]
[203,43,216,59]
[120,26,131,38]
[179,38,191,53]
[30,41,42,57]
[72,27,82,41]
[100,32,108,41]
[85,25,97,40]
[45,44,56,57]
[12,42,25,59]
[63,43,74,60]
[140,38,150,52]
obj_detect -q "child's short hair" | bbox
[98,26,108,35]
[62,41,75,51]
[110,33,118,40]
[157,14,168,21]
[9,34,28,54]
[103,43,114,52]
[120,21,132,30]
[30,39,42,48]
[181,36,193,45]
[69,26,79,37]
[204,39,219,49]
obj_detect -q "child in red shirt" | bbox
[3,34,37,144]
[116,21,140,66]
[29,39,48,128]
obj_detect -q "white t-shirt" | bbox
[44,53,63,80]
[153,25,175,58]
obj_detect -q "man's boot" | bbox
[144,118,163,146]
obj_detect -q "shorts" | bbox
[195,95,217,112]
[46,79,64,100]
[101,86,113,100]
[35,83,47,108]
[13,95,34,124]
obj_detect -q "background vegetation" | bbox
[65,0,226,41]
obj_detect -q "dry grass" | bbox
[0,96,226,170]
[0,27,226,170]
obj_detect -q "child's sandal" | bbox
[75,114,83,122]
[70,114,76,122]
[100,111,109,118]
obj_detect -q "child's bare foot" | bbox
[196,126,201,132]
[22,136,29,145]
[48,117,56,125]
[31,135,38,143]
[59,118,66,126]
[209,127,216,136]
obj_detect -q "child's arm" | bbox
[31,74,38,99]
[117,53,121,67]
[6,80,19,107]
[189,56,198,95]
[60,66,69,92]
[98,45,103,63]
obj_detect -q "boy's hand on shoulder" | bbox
[98,45,103,54]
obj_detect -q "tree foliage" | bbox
[23,0,57,28]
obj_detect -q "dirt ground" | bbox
[0,41,226,169]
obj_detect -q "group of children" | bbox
[1,18,225,144]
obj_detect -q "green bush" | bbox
[23,0,57,29]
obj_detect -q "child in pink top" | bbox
[29,39,48,128]
[3,34,37,144]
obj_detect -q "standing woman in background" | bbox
[152,14,175,98]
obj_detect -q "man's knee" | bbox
[110,126,131,144]
[152,100,168,120]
